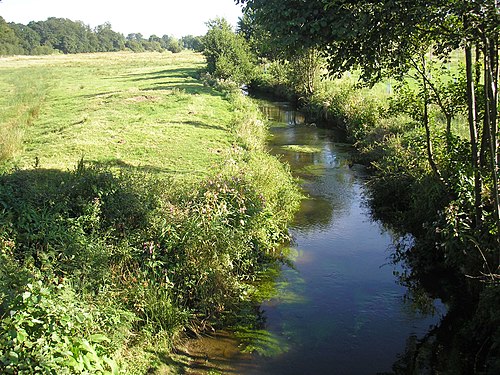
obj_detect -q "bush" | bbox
[203,18,256,85]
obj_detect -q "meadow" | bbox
[0,51,236,176]
[0,51,300,374]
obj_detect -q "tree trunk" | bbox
[484,37,500,268]
[421,55,444,184]
[465,43,483,229]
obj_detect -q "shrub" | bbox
[203,18,256,85]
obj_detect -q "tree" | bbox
[1,18,129,55]
[180,35,204,52]
[203,18,255,85]
[238,0,500,270]
[8,22,40,54]
[95,23,125,52]
[28,18,97,54]
[0,17,24,55]
[160,35,183,53]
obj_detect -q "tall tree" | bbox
[0,16,24,55]
[238,0,500,269]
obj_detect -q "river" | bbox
[183,99,445,375]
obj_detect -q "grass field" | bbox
[1,51,236,177]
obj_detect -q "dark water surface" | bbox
[233,101,445,375]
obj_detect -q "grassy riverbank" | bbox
[0,52,300,373]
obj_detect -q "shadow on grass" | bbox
[0,167,72,200]
[126,67,201,80]
[124,67,221,96]
[81,90,119,99]
[89,159,176,175]
[179,120,227,132]
[146,83,214,96]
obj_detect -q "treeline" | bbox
[0,16,204,56]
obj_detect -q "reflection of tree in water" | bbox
[292,196,333,231]
[388,309,482,375]
[271,134,357,232]
[259,103,305,126]
[385,233,500,374]
[277,128,359,234]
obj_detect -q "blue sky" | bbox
[0,0,243,37]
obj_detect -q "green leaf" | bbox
[83,352,94,370]
[103,356,120,375]
[16,329,27,343]
[75,312,86,324]
[64,356,79,368]
[89,333,110,343]
[22,291,31,301]
[8,350,19,363]
[80,338,94,353]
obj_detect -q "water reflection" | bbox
[259,102,306,127]
[234,100,444,375]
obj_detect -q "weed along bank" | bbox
[0,51,300,374]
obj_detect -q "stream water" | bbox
[184,100,445,375]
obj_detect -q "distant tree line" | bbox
[0,16,204,56]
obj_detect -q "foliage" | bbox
[0,140,298,372]
[203,18,256,85]
[28,17,99,54]
[0,270,122,374]
[0,16,25,56]
[239,0,500,267]
[180,35,204,52]
[238,0,500,371]
[95,23,125,52]
[0,17,190,56]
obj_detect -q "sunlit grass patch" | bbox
[1,51,235,178]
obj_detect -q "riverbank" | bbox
[0,52,300,373]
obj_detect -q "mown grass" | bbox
[0,52,301,374]
[1,51,235,178]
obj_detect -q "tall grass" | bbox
[0,69,50,164]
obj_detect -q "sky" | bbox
[0,0,243,38]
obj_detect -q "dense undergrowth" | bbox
[0,58,300,373]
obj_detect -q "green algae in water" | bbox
[230,248,306,358]
[235,328,289,357]
[282,144,323,153]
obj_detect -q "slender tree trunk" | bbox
[485,37,500,268]
[421,55,443,183]
[465,43,483,229]
[480,110,492,168]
